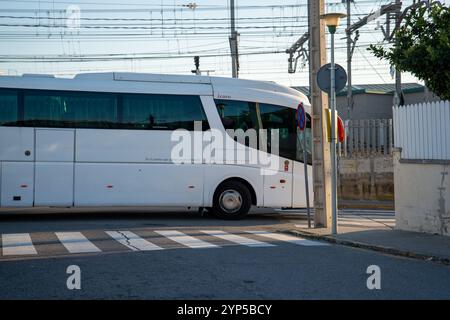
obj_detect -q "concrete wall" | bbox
[337,94,394,120]
[336,91,441,121]
[338,155,394,202]
[393,149,450,236]
[404,91,441,105]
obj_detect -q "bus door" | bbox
[34,128,75,206]
[292,125,313,208]
[263,158,293,207]
[259,103,294,208]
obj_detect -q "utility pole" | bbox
[229,0,239,78]
[346,0,353,119]
[388,1,431,105]
[345,1,402,107]
[393,0,402,106]
[309,0,332,228]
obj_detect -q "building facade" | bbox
[293,83,441,120]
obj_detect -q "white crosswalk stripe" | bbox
[295,215,395,229]
[106,231,162,251]
[154,230,219,249]
[246,231,329,246]
[55,232,101,253]
[2,233,37,256]
[201,230,275,247]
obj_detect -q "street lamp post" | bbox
[321,12,346,235]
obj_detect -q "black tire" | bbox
[212,180,252,220]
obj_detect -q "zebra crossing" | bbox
[293,210,395,229]
[0,229,329,259]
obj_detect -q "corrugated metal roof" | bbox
[292,83,425,97]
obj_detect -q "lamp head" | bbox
[320,13,346,33]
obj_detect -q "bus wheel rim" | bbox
[219,189,242,213]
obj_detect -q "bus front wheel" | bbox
[212,180,251,220]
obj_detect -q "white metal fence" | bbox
[393,100,450,160]
[338,119,393,157]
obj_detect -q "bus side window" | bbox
[122,94,209,131]
[214,99,259,131]
[15,89,209,131]
[0,89,18,126]
[22,90,118,128]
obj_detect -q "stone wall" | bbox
[338,155,394,202]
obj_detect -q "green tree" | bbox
[369,2,450,100]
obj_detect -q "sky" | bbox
[0,0,437,86]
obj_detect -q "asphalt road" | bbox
[0,208,449,299]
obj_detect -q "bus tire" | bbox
[212,180,252,220]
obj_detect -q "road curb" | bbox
[280,229,450,266]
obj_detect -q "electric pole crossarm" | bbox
[345,3,402,34]
[286,32,310,54]
[286,32,309,74]
[386,0,431,41]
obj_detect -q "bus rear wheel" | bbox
[212,181,252,220]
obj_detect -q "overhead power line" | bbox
[0,15,318,22]
[0,42,390,63]
[0,49,286,63]
[0,0,396,13]
[0,23,308,30]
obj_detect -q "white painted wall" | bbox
[393,149,450,236]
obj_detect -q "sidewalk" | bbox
[280,213,450,265]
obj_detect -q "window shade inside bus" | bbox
[0,88,209,131]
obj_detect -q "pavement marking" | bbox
[338,217,395,227]
[246,231,329,246]
[106,231,162,251]
[295,213,396,229]
[338,219,385,226]
[55,232,101,253]
[1,228,336,259]
[201,230,275,247]
[1,233,37,256]
[154,230,219,249]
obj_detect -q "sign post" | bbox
[317,61,347,234]
[296,103,311,228]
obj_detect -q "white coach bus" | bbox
[0,72,312,219]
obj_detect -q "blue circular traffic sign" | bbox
[317,63,348,94]
[296,103,306,131]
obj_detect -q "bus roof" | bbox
[0,72,310,109]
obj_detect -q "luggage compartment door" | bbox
[34,129,74,206]
[1,162,34,207]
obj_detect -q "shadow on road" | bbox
[0,207,298,231]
